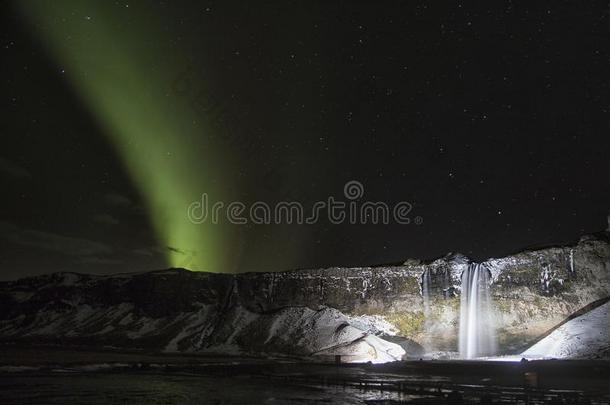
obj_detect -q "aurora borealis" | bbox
[17,0,231,271]
[1,1,609,279]
[2,2,610,403]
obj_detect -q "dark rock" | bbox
[0,234,608,359]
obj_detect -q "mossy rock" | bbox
[388,311,425,338]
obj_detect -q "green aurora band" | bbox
[17,1,232,271]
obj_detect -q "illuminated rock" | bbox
[521,300,610,360]
[0,233,608,359]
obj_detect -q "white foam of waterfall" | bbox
[422,269,431,314]
[459,263,497,359]
[421,269,432,350]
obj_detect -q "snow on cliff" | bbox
[1,233,609,361]
[521,301,610,360]
[0,271,408,363]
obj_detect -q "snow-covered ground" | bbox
[205,305,407,363]
[520,301,610,360]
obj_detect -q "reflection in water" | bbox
[0,373,422,405]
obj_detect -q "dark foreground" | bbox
[1,348,609,404]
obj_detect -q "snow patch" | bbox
[522,301,610,359]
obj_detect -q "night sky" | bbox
[1,1,609,280]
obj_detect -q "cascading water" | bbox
[422,269,431,315]
[421,269,432,350]
[459,263,497,359]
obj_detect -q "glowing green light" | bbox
[18,0,230,271]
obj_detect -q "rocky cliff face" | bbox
[0,233,608,360]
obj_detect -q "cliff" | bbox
[0,233,608,361]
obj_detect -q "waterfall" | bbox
[421,269,432,351]
[459,263,496,359]
[422,269,431,314]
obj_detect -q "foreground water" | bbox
[1,348,610,404]
[0,372,422,405]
